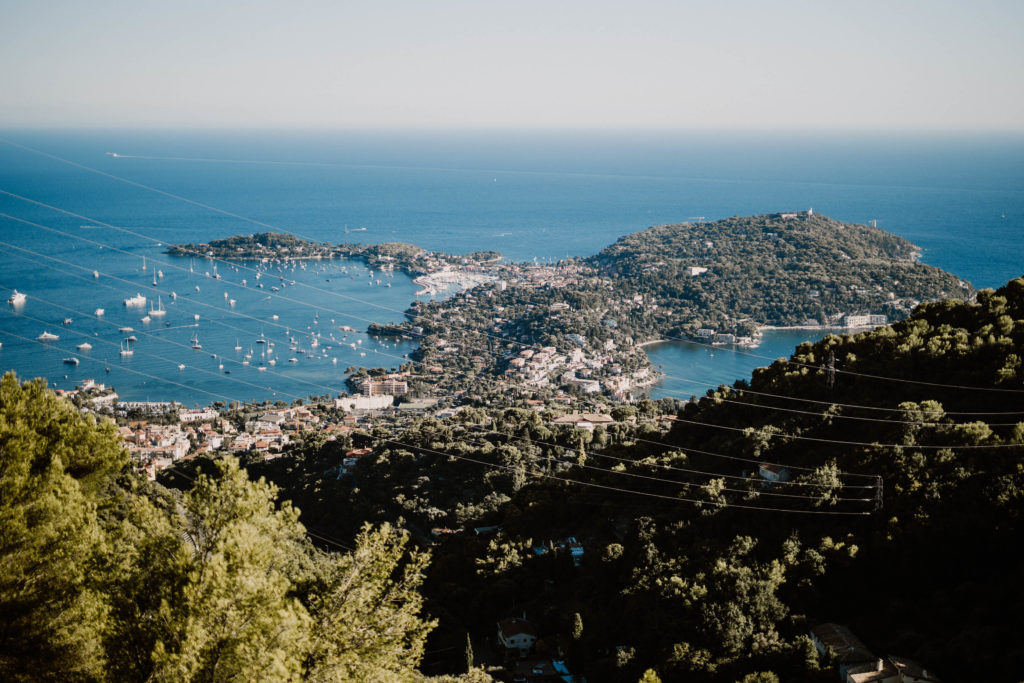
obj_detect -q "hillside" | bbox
[588,212,970,331]
[230,276,1024,680]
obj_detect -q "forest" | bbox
[167,276,1022,680]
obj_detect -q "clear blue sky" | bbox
[2,0,1022,130]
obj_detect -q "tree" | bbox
[465,632,474,672]
[0,373,125,681]
[304,522,435,681]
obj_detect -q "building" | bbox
[809,623,875,680]
[845,656,941,683]
[498,618,538,655]
[759,463,791,483]
[361,378,408,396]
[687,266,708,276]
[336,394,394,411]
[844,314,887,328]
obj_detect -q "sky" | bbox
[1,0,1022,130]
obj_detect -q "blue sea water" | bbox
[1,130,1022,404]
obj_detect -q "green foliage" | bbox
[0,373,125,680]
[0,374,436,680]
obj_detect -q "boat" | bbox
[7,290,26,305]
[178,363,185,370]
[93,270,99,279]
[190,333,202,350]
[141,315,151,324]
[256,331,267,344]
[268,359,276,366]
[149,296,166,317]
[272,314,279,320]
[94,308,105,316]
[76,342,92,351]
[63,357,79,365]
[126,335,137,342]
[257,366,267,372]
[124,293,146,307]
[288,357,298,363]
[119,326,134,334]
[234,339,242,351]
[194,314,200,321]
[37,331,59,341]
[141,256,146,272]
[63,317,73,325]
[157,270,163,278]
[120,340,133,356]
[170,291,177,300]
[229,299,236,306]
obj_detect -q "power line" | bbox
[377,438,873,516]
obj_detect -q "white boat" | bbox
[94,308,105,316]
[37,331,59,341]
[125,335,137,342]
[120,340,133,356]
[272,314,279,320]
[157,270,163,279]
[256,332,267,344]
[190,333,202,350]
[234,339,242,351]
[63,357,79,365]
[149,296,166,317]
[76,342,92,351]
[124,293,146,307]
[63,317,73,325]
[7,290,26,305]
[288,357,298,363]
[268,359,276,366]
[93,270,99,279]
[194,314,200,321]
[178,363,185,370]
[257,366,267,372]
[229,299,236,306]
[170,291,177,300]
[141,315,151,324]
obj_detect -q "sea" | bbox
[1,130,1022,405]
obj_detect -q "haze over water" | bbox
[1,130,1022,404]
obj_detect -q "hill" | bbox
[588,212,970,332]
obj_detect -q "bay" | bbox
[0,130,1021,404]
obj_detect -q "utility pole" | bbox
[826,350,836,392]
[874,475,884,513]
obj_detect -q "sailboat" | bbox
[234,339,243,351]
[190,333,202,350]
[120,340,133,356]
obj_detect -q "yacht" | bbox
[119,326,134,334]
[124,293,146,307]
[125,335,137,342]
[94,308,105,316]
[7,290,26,305]
[76,342,92,352]
[149,296,166,317]
[256,331,267,344]
[37,331,59,341]
[141,315,152,324]
[63,357,80,365]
